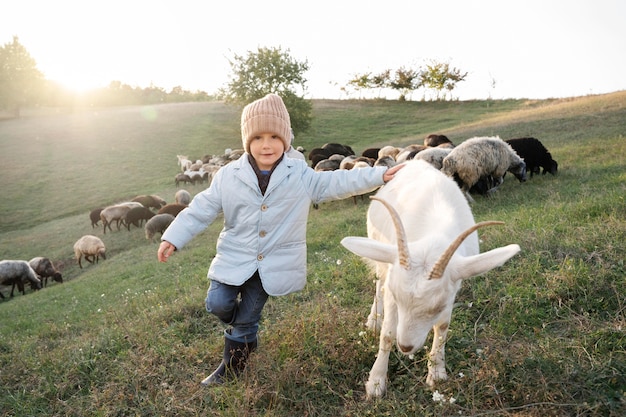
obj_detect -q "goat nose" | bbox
[398,343,414,353]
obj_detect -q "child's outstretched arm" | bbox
[158,240,177,263]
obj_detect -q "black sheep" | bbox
[505,137,558,177]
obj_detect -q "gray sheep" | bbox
[175,189,191,206]
[414,147,452,170]
[28,257,63,287]
[441,136,527,201]
[145,213,175,241]
[73,235,107,268]
[0,260,42,299]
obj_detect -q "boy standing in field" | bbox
[157,93,402,385]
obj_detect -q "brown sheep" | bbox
[157,203,187,217]
[125,206,156,230]
[28,257,63,287]
[90,207,104,228]
[131,194,167,210]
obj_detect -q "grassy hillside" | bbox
[0,92,624,416]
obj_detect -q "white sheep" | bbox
[145,213,175,241]
[28,257,63,287]
[378,145,401,160]
[100,202,143,233]
[174,189,191,206]
[341,160,520,398]
[73,235,107,268]
[0,260,42,298]
[395,144,427,163]
[441,136,527,201]
[177,154,193,172]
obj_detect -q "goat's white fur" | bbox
[341,160,520,398]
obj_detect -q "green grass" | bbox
[1,92,625,416]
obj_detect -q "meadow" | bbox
[0,92,624,416]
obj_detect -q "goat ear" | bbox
[340,237,397,264]
[452,244,521,281]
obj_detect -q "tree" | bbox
[388,66,422,101]
[219,46,312,135]
[0,36,44,116]
[421,60,468,101]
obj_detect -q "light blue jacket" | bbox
[162,154,387,296]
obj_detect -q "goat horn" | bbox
[370,196,411,270]
[428,221,505,280]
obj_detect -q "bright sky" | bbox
[2,0,625,100]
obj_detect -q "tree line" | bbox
[0,36,213,117]
[1,38,468,135]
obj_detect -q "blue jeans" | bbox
[205,270,268,343]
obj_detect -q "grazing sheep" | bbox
[339,156,374,170]
[157,203,187,217]
[314,158,341,171]
[341,160,520,398]
[0,260,42,299]
[505,137,558,177]
[89,207,104,228]
[125,206,156,230]
[441,136,527,201]
[177,154,193,172]
[145,213,175,241]
[395,144,427,163]
[424,134,454,147]
[131,194,167,210]
[308,147,330,167]
[100,204,141,233]
[322,142,355,156]
[28,257,63,287]
[378,145,401,160]
[362,147,381,160]
[414,146,452,170]
[175,173,193,187]
[374,155,397,168]
[308,144,354,168]
[73,235,106,268]
[175,189,192,205]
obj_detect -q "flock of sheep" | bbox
[1,134,557,303]
[0,190,194,301]
[308,134,558,203]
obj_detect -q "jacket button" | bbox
[257,254,264,261]
[261,204,268,211]
[259,230,267,237]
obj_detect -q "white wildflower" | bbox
[432,390,445,402]
[336,259,342,265]
[449,396,457,404]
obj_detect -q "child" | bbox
[157,93,403,385]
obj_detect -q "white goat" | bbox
[341,160,520,398]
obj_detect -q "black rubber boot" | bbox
[200,332,257,386]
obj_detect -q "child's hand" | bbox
[158,241,176,263]
[383,163,405,183]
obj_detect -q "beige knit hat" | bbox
[241,93,291,153]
